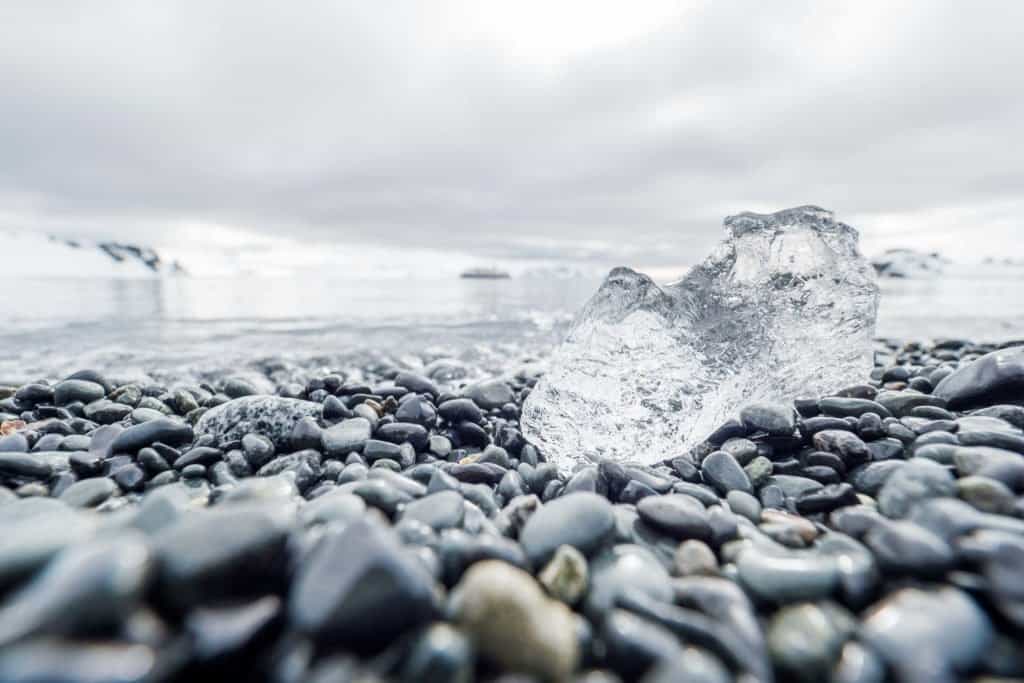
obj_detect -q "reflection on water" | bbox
[2,269,1022,382]
[874,270,1024,341]
[8,276,600,325]
[0,276,600,381]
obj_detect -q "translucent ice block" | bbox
[522,206,880,472]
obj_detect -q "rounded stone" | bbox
[538,544,589,605]
[933,345,1024,410]
[636,494,712,541]
[450,559,578,680]
[437,398,484,425]
[865,520,954,576]
[768,601,856,679]
[0,453,53,480]
[109,418,194,454]
[195,396,321,449]
[400,490,465,531]
[740,402,795,436]
[462,380,515,410]
[861,586,993,681]
[519,492,615,567]
[701,451,752,496]
[53,379,106,406]
[289,518,437,651]
[726,490,761,523]
[877,459,955,518]
[399,622,473,683]
[956,475,1016,515]
[58,478,118,508]
[736,550,839,604]
[674,539,718,576]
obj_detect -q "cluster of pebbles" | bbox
[0,341,1022,682]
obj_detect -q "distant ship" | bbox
[460,267,511,279]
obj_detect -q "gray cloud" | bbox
[1,1,1022,267]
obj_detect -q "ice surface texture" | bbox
[522,206,880,472]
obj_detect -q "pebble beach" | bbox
[4,2,1024,680]
[1,336,1023,682]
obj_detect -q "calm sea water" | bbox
[2,268,1022,383]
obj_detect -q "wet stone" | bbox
[720,437,758,465]
[394,371,440,398]
[462,380,515,411]
[877,458,955,518]
[53,379,106,406]
[865,519,954,576]
[185,598,283,670]
[736,550,839,604]
[173,446,222,470]
[674,539,718,576]
[701,451,752,496]
[450,559,578,680]
[58,477,117,508]
[0,433,29,453]
[599,609,686,681]
[933,345,1024,410]
[151,504,290,611]
[0,533,152,648]
[726,490,761,523]
[519,492,615,567]
[0,453,53,480]
[289,417,323,451]
[110,418,194,454]
[875,390,947,418]
[804,450,845,474]
[537,544,589,605]
[744,456,773,488]
[795,483,858,514]
[849,460,904,496]
[83,399,132,424]
[765,474,823,499]
[956,475,1016,514]
[347,479,413,516]
[636,494,712,541]
[960,530,1024,629]
[0,504,96,590]
[768,601,856,681]
[819,397,892,419]
[362,439,403,463]
[437,398,483,425]
[290,518,437,651]
[0,639,163,683]
[400,490,465,531]
[861,586,993,682]
[740,402,796,436]
[812,430,870,466]
[195,396,321,450]
[399,622,473,683]
[376,422,429,451]
[112,464,146,492]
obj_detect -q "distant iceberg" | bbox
[0,230,186,278]
[871,248,949,278]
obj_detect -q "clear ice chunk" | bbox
[522,206,880,473]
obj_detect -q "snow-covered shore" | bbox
[0,230,185,278]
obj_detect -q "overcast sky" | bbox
[1,1,1022,271]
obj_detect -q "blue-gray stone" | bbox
[195,396,321,449]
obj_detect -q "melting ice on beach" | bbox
[522,205,881,472]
